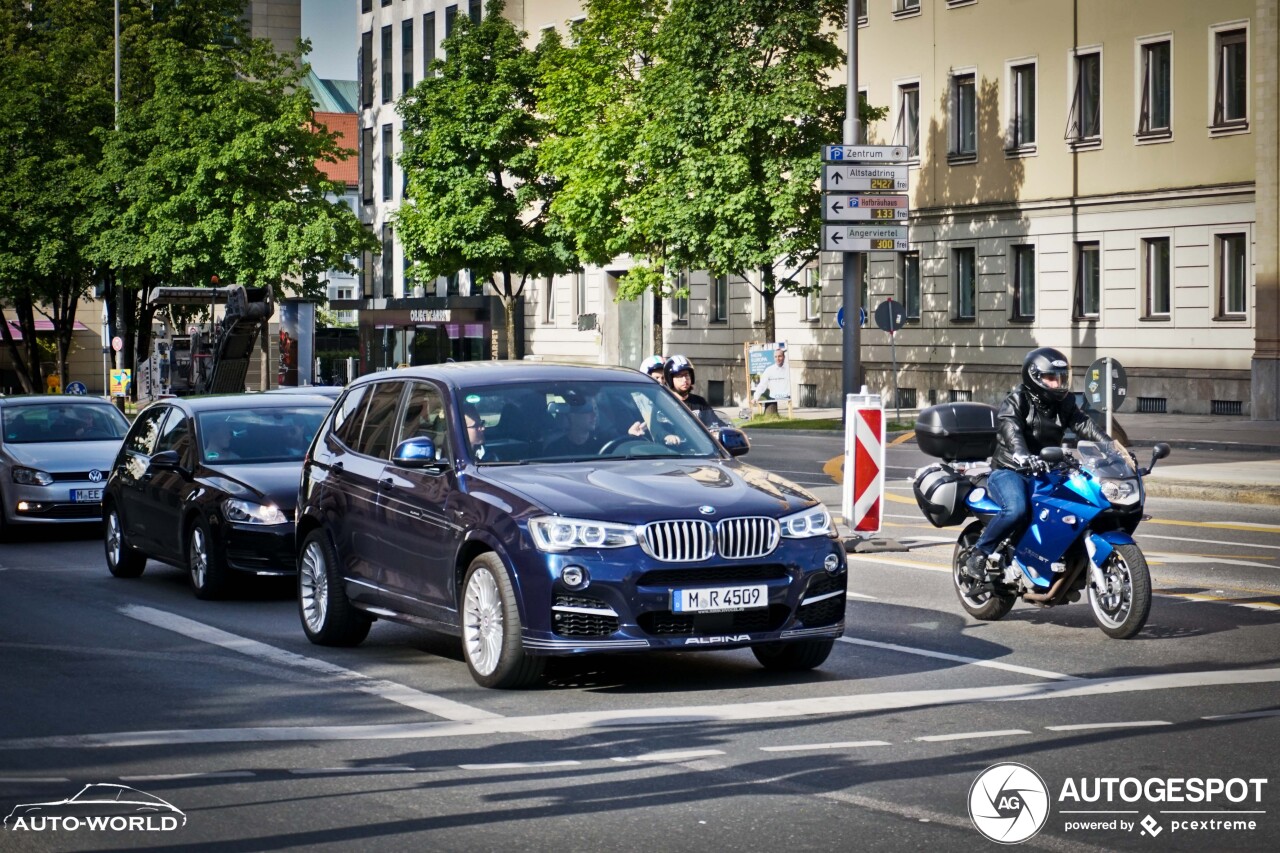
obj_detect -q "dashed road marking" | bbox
[915,730,1031,742]
[760,741,890,752]
[120,771,257,781]
[1045,721,1171,732]
[459,761,582,770]
[838,636,1080,681]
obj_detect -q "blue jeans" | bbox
[974,468,1031,556]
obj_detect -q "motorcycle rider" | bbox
[640,355,665,381]
[965,347,1115,588]
[663,355,722,427]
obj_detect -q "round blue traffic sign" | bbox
[837,306,870,329]
[65,381,87,395]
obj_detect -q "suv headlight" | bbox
[1099,478,1141,506]
[780,505,834,538]
[12,466,53,486]
[223,498,289,525]
[529,516,638,552]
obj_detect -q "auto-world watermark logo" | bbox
[4,783,186,833]
[968,763,1051,844]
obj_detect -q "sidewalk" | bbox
[744,406,1280,507]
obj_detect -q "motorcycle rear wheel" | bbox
[1088,543,1151,639]
[952,521,1016,621]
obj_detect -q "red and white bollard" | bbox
[842,388,884,537]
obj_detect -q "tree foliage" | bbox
[397,0,573,359]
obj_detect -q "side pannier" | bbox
[912,463,972,527]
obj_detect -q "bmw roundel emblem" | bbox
[88,469,103,483]
[698,506,716,516]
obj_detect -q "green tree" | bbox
[398,0,574,360]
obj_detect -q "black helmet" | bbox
[663,354,695,387]
[1021,347,1071,403]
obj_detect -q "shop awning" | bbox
[4,319,91,341]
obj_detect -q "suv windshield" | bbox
[461,379,721,464]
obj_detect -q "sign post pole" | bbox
[1105,357,1114,437]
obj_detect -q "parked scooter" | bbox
[912,403,1171,639]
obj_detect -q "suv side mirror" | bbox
[392,436,443,469]
[717,427,750,457]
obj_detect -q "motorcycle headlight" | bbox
[12,466,53,486]
[1099,478,1141,506]
[223,498,289,525]
[780,505,834,538]
[528,516,638,552]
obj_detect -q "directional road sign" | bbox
[823,225,909,252]
[822,164,909,192]
[824,194,910,222]
[823,145,909,162]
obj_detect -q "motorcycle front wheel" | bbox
[952,521,1016,621]
[1088,543,1151,639]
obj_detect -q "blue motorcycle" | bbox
[915,439,1171,639]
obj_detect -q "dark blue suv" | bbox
[296,362,847,688]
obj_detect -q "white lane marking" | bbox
[848,554,949,573]
[16,667,1280,750]
[119,605,499,723]
[120,771,257,781]
[288,765,415,775]
[1146,552,1276,570]
[1045,721,1171,732]
[1139,533,1280,551]
[915,730,1031,742]
[1202,710,1280,721]
[0,777,70,784]
[459,761,582,770]
[838,637,1080,681]
[760,741,890,752]
[615,750,726,762]
[846,591,878,600]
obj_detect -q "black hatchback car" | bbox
[103,394,334,598]
[296,362,847,689]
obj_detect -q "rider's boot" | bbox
[964,550,993,594]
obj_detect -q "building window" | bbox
[1217,233,1247,316]
[360,127,374,204]
[855,0,868,24]
[1075,242,1101,318]
[1144,237,1170,317]
[1009,245,1035,320]
[894,83,920,158]
[857,90,870,144]
[804,268,821,322]
[381,125,393,201]
[1067,50,1102,145]
[1212,28,1247,131]
[381,224,394,298]
[381,25,392,105]
[402,19,414,95]
[901,252,920,320]
[445,5,457,40]
[954,248,976,320]
[360,30,373,109]
[544,277,556,324]
[574,271,587,317]
[469,0,482,24]
[361,246,374,299]
[951,73,976,158]
[710,275,729,323]
[672,271,689,324]
[362,0,371,14]
[380,0,390,6]
[1138,39,1171,138]
[1009,62,1036,150]
[424,13,436,74]
[894,0,921,17]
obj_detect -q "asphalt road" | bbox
[1,440,1278,851]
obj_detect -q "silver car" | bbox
[0,396,130,540]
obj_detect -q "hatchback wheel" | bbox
[461,553,544,689]
[298,530,371,646]
[104,504,147,578]
[189,518,231,600]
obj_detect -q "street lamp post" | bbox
[840,0,862,406]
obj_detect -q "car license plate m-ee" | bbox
[72,488,103,503]
[672,584,767,614]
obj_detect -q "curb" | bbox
[1142,479,1280,507]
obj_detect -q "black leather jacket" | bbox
[993,386,1110,470]
[680,392,724,427]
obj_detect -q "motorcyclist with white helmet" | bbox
[965,347,1114,588]
[640,355,665,381]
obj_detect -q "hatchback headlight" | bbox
[528,516,638,552]
[1099,478,1141,506]
[12,466,53,486]
[223,498,289,525]
[780,505,834,538]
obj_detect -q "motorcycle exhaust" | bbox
[1022,559,1086,604]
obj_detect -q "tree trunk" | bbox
[761,266,778,343]
[0,307,35,394]
[500,270,518,361]
[651,290,663,357]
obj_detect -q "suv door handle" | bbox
[380,477,394,491]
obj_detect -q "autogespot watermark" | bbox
[4,783,186,834]
[967,764,1269,843]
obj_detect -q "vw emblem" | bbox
[88,469,103,483]
[698,505,716,516]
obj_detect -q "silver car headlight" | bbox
[780,505,834,538]
[12,466,53,486]
[223,498,289,525]
[528,516,638,552]
[1099,478,1141,506]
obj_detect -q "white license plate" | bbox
[71,488,103,503]
[672,584,767,614]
